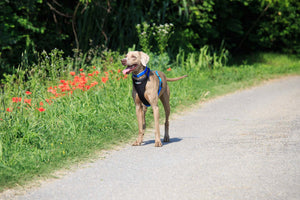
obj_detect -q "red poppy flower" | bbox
[6,108,12,112]
[101,77,109,84]
[167,67,171,71]
[45,99,52,105]
[91,81,98,87]
[25,91,32,95]
[70,71,76,76]
[38,107,46,112]
[24,99,32,105]
[79,68,84,72]
[85,85,91,90]
[12,97,22,103]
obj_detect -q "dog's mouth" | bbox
[122,64,137,75]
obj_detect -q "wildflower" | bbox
[59,83,71,92]
[167,67,172,71]
[48,87,57,95]
[38,107,46,112]
[12,97,22,103]
[73,76,80,83]
[101,77,109,84]
[70,71,76,76]
[45,99,52,105]
[80,73,85,77]
[91,81,98,87]
[117,69,121,73]
[40,101,44,106]
[85,85,91,90]
[60,80,66,84]
[93,66,96,69]
[79,68,84,72]
[25,91,32,95]
[24,99,32,105]
[88,73,93,77]
[6,108,12,112]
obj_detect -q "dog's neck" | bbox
[132,66,149,79]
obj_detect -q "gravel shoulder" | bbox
[2,76,300,200]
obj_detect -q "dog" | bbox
[121,51,187,147]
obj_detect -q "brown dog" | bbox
[121,51,187,147]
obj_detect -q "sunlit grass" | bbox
[0,51,299,191]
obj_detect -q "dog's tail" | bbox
[166,75,188,82]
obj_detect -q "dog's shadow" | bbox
[143,137,183,146]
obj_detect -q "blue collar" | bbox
[132,66,149,78]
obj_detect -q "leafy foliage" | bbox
[0,0,299,77]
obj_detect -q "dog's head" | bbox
[121,51,149,75]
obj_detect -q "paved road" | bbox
[3,76,300,200]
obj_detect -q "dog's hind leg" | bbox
[142,105,147,131]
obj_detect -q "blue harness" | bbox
[132,66,162,107]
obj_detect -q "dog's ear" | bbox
[140,52,149,66]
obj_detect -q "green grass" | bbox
[0,51,299,191]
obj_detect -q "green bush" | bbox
[1,0,299,78]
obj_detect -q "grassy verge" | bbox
[0,51,299,191]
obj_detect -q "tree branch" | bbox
[72,2,81,53]
[234,2,271,53]
[46,2,72,18]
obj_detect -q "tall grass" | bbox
[0,49,299,191]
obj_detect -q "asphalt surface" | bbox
[2,76,300,200]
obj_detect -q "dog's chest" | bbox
[133,75,151,106]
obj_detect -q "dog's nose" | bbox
[121,58,127,65]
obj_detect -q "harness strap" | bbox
[155,71,162,96]
[132,66,149,78]
[132,68,162,107]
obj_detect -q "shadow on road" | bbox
[143,137,183,146]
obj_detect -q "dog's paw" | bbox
[154,141,163,147]
[132,141,142,146]
[163,136,170,143]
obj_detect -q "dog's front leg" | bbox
[152,104,162,147]
[133,103,144,146]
